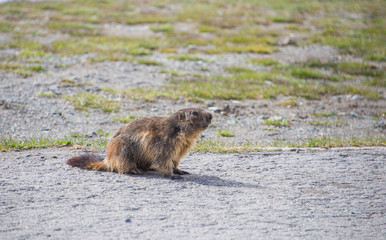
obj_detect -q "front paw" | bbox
[129,169,144,175]
[173,169,190,175]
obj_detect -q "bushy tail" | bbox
[67,153,107,171]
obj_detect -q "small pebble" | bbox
[125,218,132,223]
[208,107,221,113]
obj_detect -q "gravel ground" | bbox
[1,49,385,143]
[1,147,385,239]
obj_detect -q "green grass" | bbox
[150,24,174,34]
[308,120,346,126]
[194,140,259,153]
[366,53,386,62]
[276,98,297,107]
[249,58,280,66]
[270,15,298,23]
[126,48,153,56]
[46,21,101,36]
[64,91,120,112]
[0,134,108,151]
[103,87,181,102]
[311,111,336,118]
[36,91,55,98]
[168,55,206,62]
[310,15,385,59]
[341,85,380,100]
[286,136,386,148]
[225,66,255,74]
[0,61,45,77]
[46,36,165,58]
[90,54,133,63]
[160,69,186,77]
[60,78,88,86]
[198,25,218,33]
[0,136,72,151]
[19,49,47,58]
[3,38,43,52]
[304,61,384,78]
[205,44,274,54]
[0,20,13,32]
[136,58,163,66]
[126,13,173,25]
[1,135,384,152]
[365,78,386,87]
[1,0,384,59]
[103,65,381,101]
[113,114,138,123]
[173,74,319,100]
[193,136,386,152]
[263,118,290,127]
[218,128,235,137]
[0,0,384,98]
[290,68,338,81]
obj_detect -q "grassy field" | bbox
[1,0,384,100]
[0,0,385,150]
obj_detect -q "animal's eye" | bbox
[192,111,198,116]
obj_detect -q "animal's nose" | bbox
[208,113,213,121]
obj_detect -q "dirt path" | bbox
[1,147,385,239]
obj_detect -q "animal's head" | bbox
[176,108,213,133]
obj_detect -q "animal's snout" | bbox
[207,113,213,122]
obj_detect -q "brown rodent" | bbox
[67,108,212,178]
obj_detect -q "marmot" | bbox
[67,108,212,178]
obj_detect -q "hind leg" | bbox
[105,155,140,174]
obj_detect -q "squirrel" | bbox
[67,108,212,178]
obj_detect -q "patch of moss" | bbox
[36,91,55,98]
[263,118,290,127]
[311,111,336,118]
[249,58,280,66]
[205,44,274,54]
[0,21,13,33]
[276,98,297,107]
[136,58,163,66]
[113,114,138,123]
[64,91,120,112]
[305,61,384,78]
[46,21,101,36]
[308,120,346,126]
[0,134,108,151]
[218,128,235,137]
[0,61,45,77]
[168,55,206,61]
[150,24,174,34]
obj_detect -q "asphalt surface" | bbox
[1,147,385,239]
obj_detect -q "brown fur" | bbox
[67,108,212,177]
